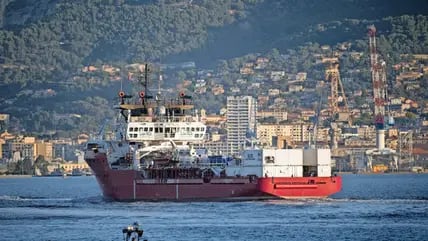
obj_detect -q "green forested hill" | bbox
[0,0,427,137]
[168,0,428,66]
[0,0,252,85]
[1,0,427,86]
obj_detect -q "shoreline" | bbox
[0,174,93,178]
[1,172,426,179]
[0,174,33,178]
[337,171,428,175]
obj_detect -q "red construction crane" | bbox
[368,25,388,130]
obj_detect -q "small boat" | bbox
[122,222,147,241]
[71,168,84,176]
[49,168,65,177]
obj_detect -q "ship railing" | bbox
[134,162,226,171]
[196,162,227,169]
[128,115,197,123]
[155,116,197,122]
[130,116,153,122]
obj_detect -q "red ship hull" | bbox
[86,153,342,201]
[257,176,342,198]
[86,153,264,201]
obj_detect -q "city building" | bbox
[226,96,257,155]
[35,140,53,161]
[52,138,76,161]
[256,110,288,122]
[3,138,35,163]
[257,123,313,147]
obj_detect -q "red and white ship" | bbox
[84,66,341,201]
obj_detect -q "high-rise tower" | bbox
[226,96,257,155]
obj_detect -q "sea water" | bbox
[0,174,427,241]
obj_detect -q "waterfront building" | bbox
[35,140,53,161]
[3,139,35,163]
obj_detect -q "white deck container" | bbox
[317,149,331,165]
[262,149,304,177]
[262,149,303,165]
[317,165,332,177]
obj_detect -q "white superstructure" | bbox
[224,148,334,178]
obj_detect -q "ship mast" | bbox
[139,63,152,109]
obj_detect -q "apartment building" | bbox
[226,96,257,155]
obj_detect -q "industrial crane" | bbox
[366,25,398,172]
[323,56,352,126]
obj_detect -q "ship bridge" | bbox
[118,89,205,143]
[126,120,206,142]
[123,103,206,142]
